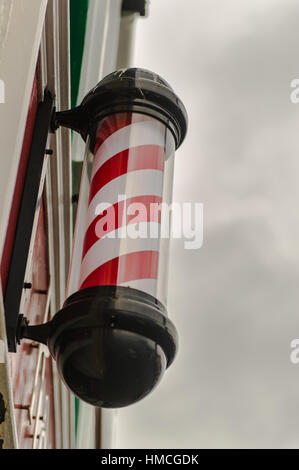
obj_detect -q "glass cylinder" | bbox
[67,112,176,308]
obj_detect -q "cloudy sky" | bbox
[116,0,299,448]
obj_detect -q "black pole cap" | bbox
[122,0,148,16]
[53,68,188,149]
[21,286,178,408]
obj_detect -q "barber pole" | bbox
[20,68,188,409]
[70,112,175,307]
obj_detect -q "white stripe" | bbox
[87,169,164,229]
[79,222,160,285]
[92,120,166,179]
[118,279,158,298]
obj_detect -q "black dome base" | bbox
[55,327,167,408]
[46,286,178,408]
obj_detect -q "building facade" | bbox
[0,0,146,449]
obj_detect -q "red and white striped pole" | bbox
[70,112,174,308]
[42,69,187,408]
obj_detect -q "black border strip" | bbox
[4,91,54,352]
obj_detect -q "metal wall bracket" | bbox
[122,0,147,16]
[4,91,54,352]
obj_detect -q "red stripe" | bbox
[79,250,159,290]
[89,145,165,204]
[82,195,162,258]
[93,113,131,154]
[93,113,151,154]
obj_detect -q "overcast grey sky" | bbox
[116,0,299,448]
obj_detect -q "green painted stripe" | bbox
[74,396,80,442]
[70,0,90,108]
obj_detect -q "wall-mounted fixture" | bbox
[6,68,188,408]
